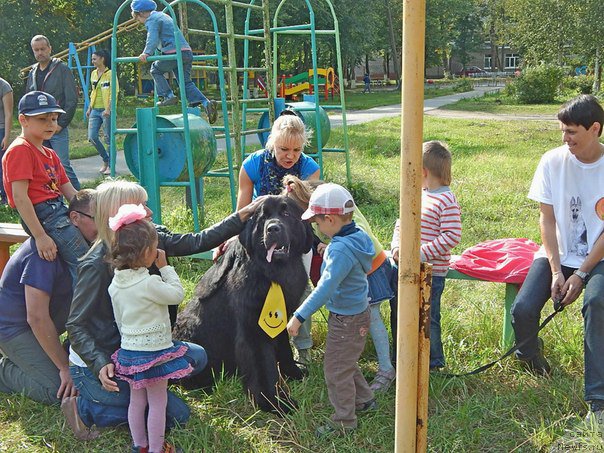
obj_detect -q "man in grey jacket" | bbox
[26,35,80,189]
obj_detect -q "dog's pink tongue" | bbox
[266,244,277,263]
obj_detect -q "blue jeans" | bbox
[429,276,446,368]
[71,341,207,428]
[150,50,208,107]
[0,128,6,201]
[511,257,604,402]
[87,109,110,164]
[43,127,80,190]
[29,199,89,286]
[388,262,446,368]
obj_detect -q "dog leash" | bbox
[437,299,565,378]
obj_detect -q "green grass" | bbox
[63,83,473,160]
[441,91,566,115]
[2,112,603,451]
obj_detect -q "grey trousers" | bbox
[324,308,373,428]
[0,329,62,405]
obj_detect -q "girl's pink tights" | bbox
[128,380,168,452]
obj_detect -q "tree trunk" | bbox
[384,0,400,81]
[594,47,601,93]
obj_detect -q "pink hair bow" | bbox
[109,204,147,231]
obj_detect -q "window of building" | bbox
[484,55,492,70]
[505,54,520,69]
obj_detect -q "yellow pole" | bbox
[394,0,426,451]
[416,263,432,452]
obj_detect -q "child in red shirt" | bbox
[2,91,89,284]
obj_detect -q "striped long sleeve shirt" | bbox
[391,187,462,276]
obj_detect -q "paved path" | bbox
[74,85,548,183]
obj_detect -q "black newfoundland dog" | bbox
[174,195,314,413]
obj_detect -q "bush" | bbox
[507,64,564,104]
[563,74,595,94]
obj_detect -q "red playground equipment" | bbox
[278,67,338,100]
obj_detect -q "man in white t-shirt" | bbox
[511,95,604,425]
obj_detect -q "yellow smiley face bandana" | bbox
[258,283,287,338]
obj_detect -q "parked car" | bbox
[456,66,487,77]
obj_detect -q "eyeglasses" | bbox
[75,210,95,220]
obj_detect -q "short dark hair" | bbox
[68,189,96,214]
[557,95,604,137]
[92,49,111,70]
[110,220,157,270]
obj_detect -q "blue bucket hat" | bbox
[19,91,65,116]
[131,0,157,12]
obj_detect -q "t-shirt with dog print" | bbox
[528,144,604,269]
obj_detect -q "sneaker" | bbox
[131,445,149,453]
[370,369,396,393]
[98,163,109,174]
[61,396,100,441]
[355,398,377,413]
[519,338,551,376]
[296,348,311,366]
[315,423,355,438]
[205,99,218,124]
[585,401,604,434]
[156,96,179,107]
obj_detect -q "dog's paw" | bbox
[281,363,307,380]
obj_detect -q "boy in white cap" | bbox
[2,91,89,285]
[131,0,218,123]
[287,183,376,437]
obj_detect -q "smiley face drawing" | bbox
[258,283,287,338]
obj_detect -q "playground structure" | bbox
[278,67,339,100]
[22,0,351,231]
[113,0,351,231]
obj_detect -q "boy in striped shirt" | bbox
[391,140,462,369]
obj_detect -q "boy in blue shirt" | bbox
[131,0,217,123]
[287,183,375,437]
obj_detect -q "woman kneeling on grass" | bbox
[63,180,262,445]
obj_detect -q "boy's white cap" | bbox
[301,183,355,220]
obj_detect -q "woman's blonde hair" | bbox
[265,115,311,153]
[92,180,148,250]
[281,175,324,210]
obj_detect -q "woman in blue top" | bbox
[236,113,320,209]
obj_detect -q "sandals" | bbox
[369,369,396,393]
[99,163,111,175]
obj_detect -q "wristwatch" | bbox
[573,269,590,284]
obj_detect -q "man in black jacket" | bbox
[26,35,80,189]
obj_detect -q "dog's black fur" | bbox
[173,195,313,413]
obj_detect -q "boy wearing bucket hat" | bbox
[131,0,218,124]
[1,91,89,285]
[286,183,376,437]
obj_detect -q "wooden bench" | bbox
[0,223,29,276]
[446,259,518,349]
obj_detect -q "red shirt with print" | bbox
[2,136,69,208]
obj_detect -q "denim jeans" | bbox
[429,276,446,368]
[87,109,110,164]
[43,127,80,190]
[30,199,89,286]
[511,257,604,402]
[388,261,446,368]
[150,50,208,107]
[0,128,6,201]
[71,341,207,428]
